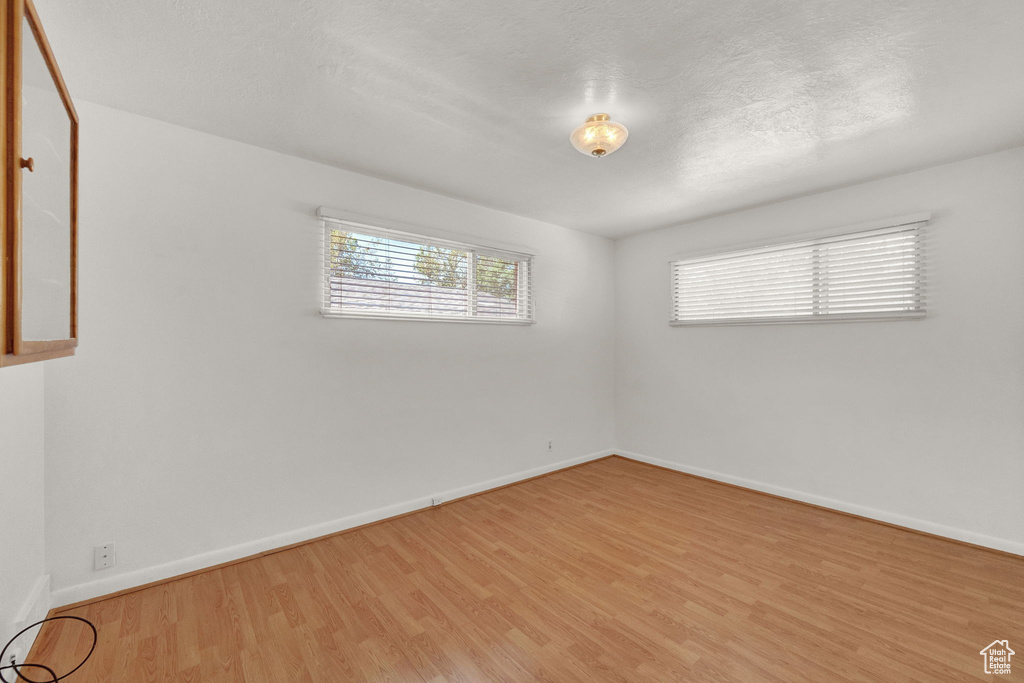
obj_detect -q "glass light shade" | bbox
[570,113,628,157]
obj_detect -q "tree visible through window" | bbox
[329,230,394,281]
[321,221,533,323]
[414,245,467,289]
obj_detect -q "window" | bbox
[670,215,928,325]
[319,212,534,324]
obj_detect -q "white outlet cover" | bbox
[94,543,115,570]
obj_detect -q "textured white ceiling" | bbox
[37,0,1024,238]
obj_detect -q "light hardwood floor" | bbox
[29,456,1023,682]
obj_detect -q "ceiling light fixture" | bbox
[570,113,628,158]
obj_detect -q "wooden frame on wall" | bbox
[1,0,78,366]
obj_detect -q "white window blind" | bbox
[670,216,928,325]
[319,213,534,324]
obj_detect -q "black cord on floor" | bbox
[0,663,57,683]
[0,616,96,683]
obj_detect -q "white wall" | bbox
[0,362,49,652]
[35,101,1024,606]
[43,101,616,603]
[615,147,1024,553]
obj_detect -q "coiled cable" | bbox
[0,616,96,683]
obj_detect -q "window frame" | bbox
[668,213,930,327]
[318,208,535,325]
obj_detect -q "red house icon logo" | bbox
[979,640,1014,675]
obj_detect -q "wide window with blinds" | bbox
[319,213,534,324]
[670,215,928,325]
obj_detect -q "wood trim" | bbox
[610,454,1022,559]
[22,0,78,122]
[3,0,78,363]
[23,0,81,344]
[0,342,73,365]
[51,455,617,613]
[0,1,5,354]
[8,0,23,352]
[1,0,16,358]
[14,336,76,353]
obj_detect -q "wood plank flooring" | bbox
[29,456,1023,681]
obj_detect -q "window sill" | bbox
[320,309,535,325]
[670,311,926,327]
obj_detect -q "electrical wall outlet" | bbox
[431,497,443,507]
[94,543,115,570]
[547,440,553,452]
[8,647,24,669]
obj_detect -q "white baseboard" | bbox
[616,450,1024,557]
[15,574,50,626]
[51,449,615,607]
[51,447,1019,608]
[4,574,50,658]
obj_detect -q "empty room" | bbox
[1,0,1022,680]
